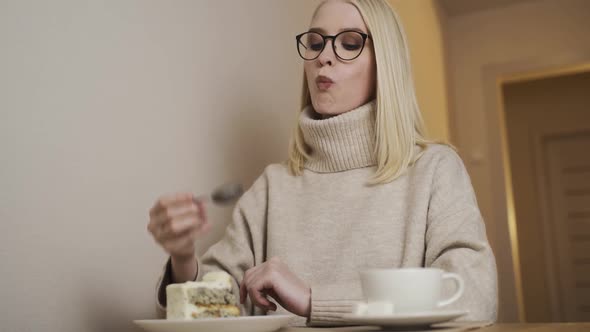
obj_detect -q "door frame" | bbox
[481,55,590,322]
[531,128,590,321]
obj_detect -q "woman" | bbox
[148,0,498,326]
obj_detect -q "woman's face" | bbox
[304,0,376,117]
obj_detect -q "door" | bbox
[503,70,590,321]
[543,131,590,321]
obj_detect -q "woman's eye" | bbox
[342,43,361,51]
[310,43,323,51]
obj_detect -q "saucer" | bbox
[134,315,292,332]
[341,310,468,327]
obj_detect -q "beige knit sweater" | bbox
[155,100,498,326]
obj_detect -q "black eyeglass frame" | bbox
[295,30,372,61]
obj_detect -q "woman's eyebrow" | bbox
[308,27,367,34]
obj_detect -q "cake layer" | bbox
[189,304,240,318]
[166,271,240,320]
[187,285,237,305]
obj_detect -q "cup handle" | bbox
[437,272,464,307]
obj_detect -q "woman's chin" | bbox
[312,99,339,117]
[314,106,348,119]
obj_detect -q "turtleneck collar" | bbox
[299,100,377,173]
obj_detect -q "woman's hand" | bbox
[239,256,311,317]
[147,193,211,281]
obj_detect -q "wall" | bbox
[0,1,452,331]
[0,1,319,331]
[445,0,590,322]
[389,0,450,142]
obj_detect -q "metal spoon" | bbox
[194,183,244,206]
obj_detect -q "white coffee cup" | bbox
[355,268,464,315]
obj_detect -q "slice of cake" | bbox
[166,271,241,319]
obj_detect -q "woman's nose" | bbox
[317,40,336,66]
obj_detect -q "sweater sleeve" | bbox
[425,148,498,322]
[154,172,270,318]
[308,281,363,326]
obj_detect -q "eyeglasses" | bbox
[295,30,372,61]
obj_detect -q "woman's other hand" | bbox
[239,256,311,317]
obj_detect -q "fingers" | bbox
[148,195,190,235]
[239,276,248,304]
[151,199,200,230]
[195,199,208,222]
[239,257,312,316]
[147,192,211,257]
[247,283,277,311]
[149,192,193,218]
[149,194,206,235]
[158,210,200,240]
[240,267,278,312]
[255,292,277,312]
[240,266,263,304]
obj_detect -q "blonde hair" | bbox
[287,0,449,184]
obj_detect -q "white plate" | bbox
[341,310,468,327]
[134,315,293,332]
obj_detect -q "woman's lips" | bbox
[316,76,334,90]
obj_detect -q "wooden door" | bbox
[541,130,590,321]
